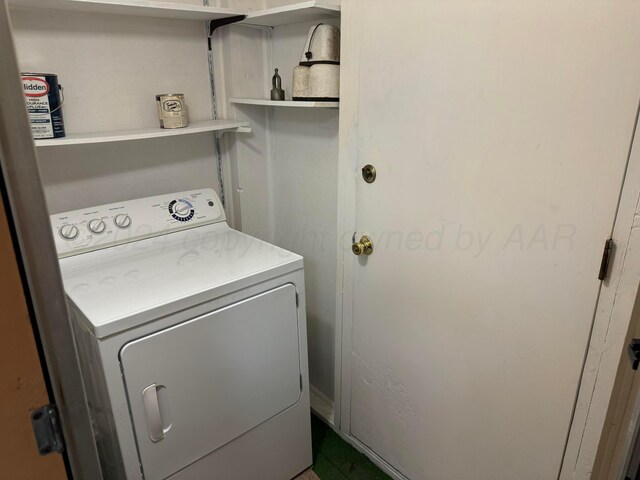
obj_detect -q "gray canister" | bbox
[292,66,311,100]
[308,64,340,101]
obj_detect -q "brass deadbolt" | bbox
[362,165,376,184]
[352,235,374,256]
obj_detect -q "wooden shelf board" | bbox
[242,1,340,27]
[9,0,245,21]
[230,98,339,109]
[34,119,250,147]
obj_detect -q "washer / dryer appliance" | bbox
[50,188,312,480]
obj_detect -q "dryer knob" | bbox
[59,224,79,240]
[88,219,106,234]
[114,214,131,229]
[174,202,191,216]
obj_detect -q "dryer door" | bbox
[119,284,301,480]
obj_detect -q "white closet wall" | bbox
[270,18,339,411]
[214,24,274,238]
[216,9,341,413]
[10,5,222,213]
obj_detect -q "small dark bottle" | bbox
[271,68,285,101]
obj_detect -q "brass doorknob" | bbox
[352,235,373,256]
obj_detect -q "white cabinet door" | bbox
[120,284,301,480]
[340,2,640,479]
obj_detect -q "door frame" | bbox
[558,98,640,479]
[589,284,640,479]
[333,0,359,437]
[333,2,640,479]
[333,4,404,479]
[0,2,102,478]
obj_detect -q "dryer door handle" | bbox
[142,384,164,442]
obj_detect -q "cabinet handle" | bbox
[142,384,164,442]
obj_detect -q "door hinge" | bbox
[598,238,614,281]
[295,292,299,307]
[30,404,64,456]
[628,339,640,370]
[300,374,303,391]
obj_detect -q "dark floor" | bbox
[310,414,392,480]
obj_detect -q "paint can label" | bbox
[22,74,65,139]
[156,94,189,129]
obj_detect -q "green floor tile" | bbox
[338,458,393,480]
[312,453,349,480]
[316,428,360,468]
[310,414,392,480]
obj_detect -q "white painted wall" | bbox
[9,7,221,213]
[213,24,274,238]
[270,20,339,403]
[217,16,341,404]
[269,105,338,403]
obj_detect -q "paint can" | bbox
[155,93,189,129]
[21,73,65,139]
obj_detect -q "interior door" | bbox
[342,2,640,479]
[120,284,302,480]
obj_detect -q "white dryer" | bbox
[50,189,312,480]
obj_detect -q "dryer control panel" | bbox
[50,189,225,258]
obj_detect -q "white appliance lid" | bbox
[59,222,302,338]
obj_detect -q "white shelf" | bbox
[34,119,250,147]
[230,98,339,109]
[9,0,245,21]
[242,1,340,27]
